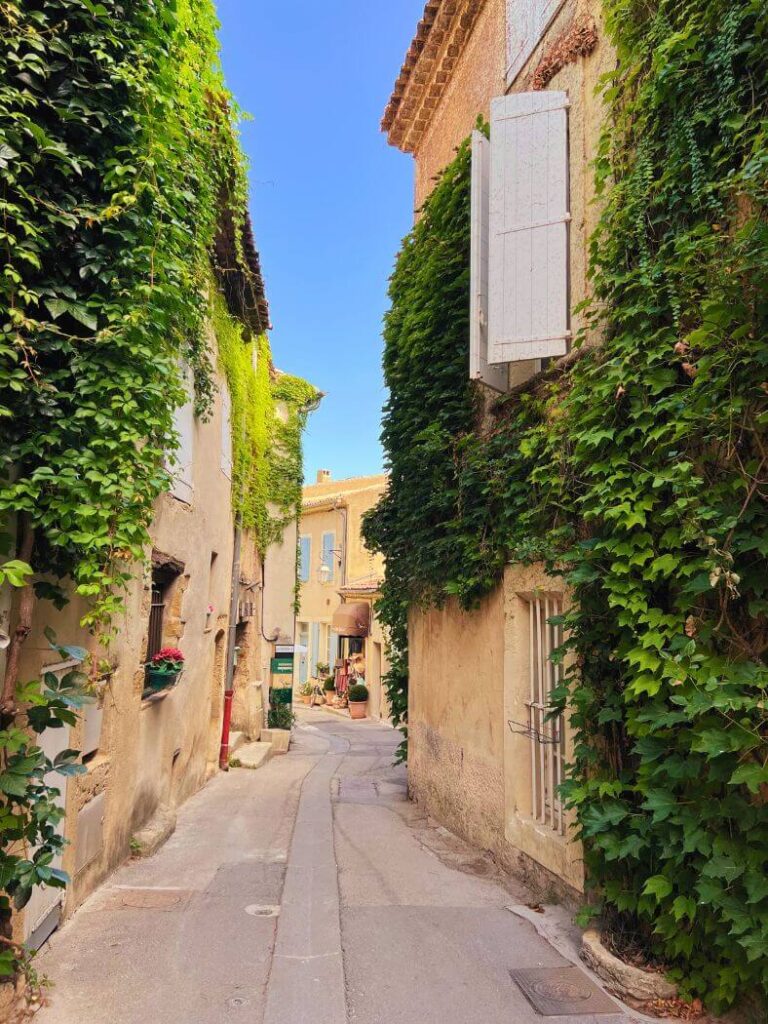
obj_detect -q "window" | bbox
[471,91,570,379]
[145,555,184,658]
[310,622,320,677]
[525,594,565,834]
[169,362,195,503]
[298,536,311,583]
[297,622,309,684]
[506,0,565,86]
[321,531,335,582]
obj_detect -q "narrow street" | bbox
[35,711,627,1024]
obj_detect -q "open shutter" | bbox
[220,385,233,480]
[170,363,194,504]
[506,0,566,85]
[488,91,570,365]
[299,536,311,583]
[470,131,508,393]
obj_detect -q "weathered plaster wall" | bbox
[408,566,582,898]
[16,330,237,925]
[408,588,506,854]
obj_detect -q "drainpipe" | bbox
[336,500,348,587]
[218,519,242,770]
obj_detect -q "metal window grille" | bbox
[526,595,566,835]
[146,577,166,664]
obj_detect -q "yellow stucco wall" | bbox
[297,475,386,627]
[409,565,582,897]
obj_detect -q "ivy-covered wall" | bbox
[0,0,251,630]
[365,0,768,1010]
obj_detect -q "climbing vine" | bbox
[213,291,320,554]
[365,0,768,1009]
[0,0,245,637]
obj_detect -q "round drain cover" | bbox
[531,978,594,1002]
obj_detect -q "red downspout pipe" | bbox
[219,522,242,770]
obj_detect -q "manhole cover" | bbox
[94,887,193,912]
[119,889,191,910]
[510,967,619,1016]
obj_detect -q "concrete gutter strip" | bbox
[263,737,348,1024]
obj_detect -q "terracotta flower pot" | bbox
[349,700,367,720]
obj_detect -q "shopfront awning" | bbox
[331,602,370,638]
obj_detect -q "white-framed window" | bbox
[525,594,565,835]
[470,91,570,384]
[321,531,336,582]
[298,536,311,583]
[169,362,195,504]
[506,0,565,86]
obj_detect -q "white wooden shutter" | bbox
[488,90,570,365]
[220,384,233,480]
[470,130,508,393]
[299,536,311,583]
[506,0,566,85]
[170,363,194,504]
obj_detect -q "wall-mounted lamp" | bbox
[317,550,343,585]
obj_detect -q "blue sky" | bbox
[215,0,423,483]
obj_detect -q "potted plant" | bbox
[348,682,368,720]
[323,676,336,704]
[147,647,184,692]
[299,681,313,705]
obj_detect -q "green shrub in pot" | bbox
[323,676,336,693]
[348,683,368,703]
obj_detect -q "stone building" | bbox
[383,0,611,895]
[2,225,312,949]
[295,472,391,723]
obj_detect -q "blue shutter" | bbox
[328,631,338,670]
[310,622,320,677]
[299,536,311,582]
[321,532,335,582]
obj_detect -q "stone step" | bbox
[229,731,246,755]
[233,741,273,771]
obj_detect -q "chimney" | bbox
[316,469,332,484]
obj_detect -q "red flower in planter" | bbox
[151,647,185,671]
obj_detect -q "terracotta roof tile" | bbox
[382,0,487,152]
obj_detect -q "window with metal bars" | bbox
[525,594,566,835]
[145,565,180,665]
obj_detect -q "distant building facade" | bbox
[295,472,391,723]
